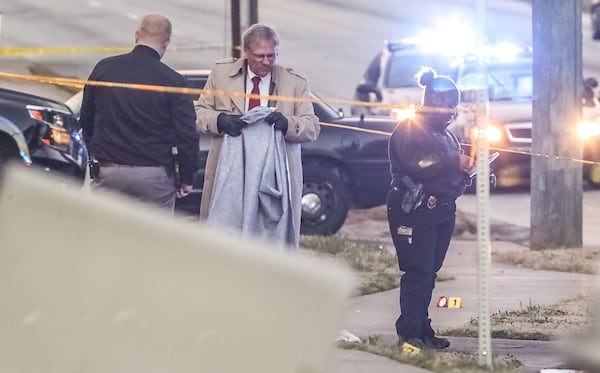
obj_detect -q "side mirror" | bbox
[355,83,382,102]
[356,82,377,94]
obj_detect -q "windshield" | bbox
[384,51,457,89]
[311,92,342,120]
[458,60,532,102]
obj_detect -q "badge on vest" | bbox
[426,196,437,209]
[397,225,413,236]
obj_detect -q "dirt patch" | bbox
[342,205,530,246]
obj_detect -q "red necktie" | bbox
[248,76,261,110]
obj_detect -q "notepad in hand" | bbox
[468,151,499,178]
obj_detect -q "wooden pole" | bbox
[531,0,583,249]
[231,0,241,58]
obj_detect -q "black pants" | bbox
[386,188,456,341]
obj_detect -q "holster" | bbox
[170,146,181,187]
[88,156,100,179]
[397,176,424,214]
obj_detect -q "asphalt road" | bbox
[0,0,564,105]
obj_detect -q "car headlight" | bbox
[471,124,502,143]
[578,120,600,140]
[40,123,72,150]
[28,106,73,148]
[391,106,416,121]
[49,125,72,145]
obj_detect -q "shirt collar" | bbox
[132,44,161,60]
[247,69,271,83]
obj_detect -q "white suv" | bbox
[351,40,459,117]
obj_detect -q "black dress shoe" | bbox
[422,335,450,349]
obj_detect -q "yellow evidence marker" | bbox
[448,297,463,308]
[401,342,422,355]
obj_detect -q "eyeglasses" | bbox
[248,51,277,61]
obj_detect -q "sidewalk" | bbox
[329,223,599,372]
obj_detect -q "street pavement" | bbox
[329,207,600,373]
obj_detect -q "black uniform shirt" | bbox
[389,110,467,199]
[80,45,199,185]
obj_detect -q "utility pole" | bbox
[531,0,583,250]
[231,0,241,58]
[230,0,258,58]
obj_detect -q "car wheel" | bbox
[593,5,600,40]
[300,164,349,236]
[0,136,19,167]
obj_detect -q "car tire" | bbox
[300,163,349,236]
[593,5,600,40]
[0,136,19,167]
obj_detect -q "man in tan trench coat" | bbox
[195,23,320,246]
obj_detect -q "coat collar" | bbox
[225,58,280,111]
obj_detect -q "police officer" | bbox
[387,67,471,349]
[80,14,199,211]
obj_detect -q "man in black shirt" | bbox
[80,14,199,211]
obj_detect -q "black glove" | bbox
[217,113,245,137]
[265,111,288,134]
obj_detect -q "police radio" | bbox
[171,146,181,187]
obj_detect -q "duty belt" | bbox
[423,195,454,209]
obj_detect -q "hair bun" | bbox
[417,67,436,88]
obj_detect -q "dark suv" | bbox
[0,87,87,183]
[66,70,399,235]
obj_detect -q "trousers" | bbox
[91,165,176,211]
[386,187,456,340]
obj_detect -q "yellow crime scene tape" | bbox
[1,70,599,167]
[0,45,238,56]
[0,71,411,112]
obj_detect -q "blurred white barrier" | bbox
[0,164,355,373]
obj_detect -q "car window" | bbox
[384,51,457,89]
[458,60,532,102]
[311,92,342,120]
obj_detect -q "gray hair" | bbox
[242,24,280,51]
